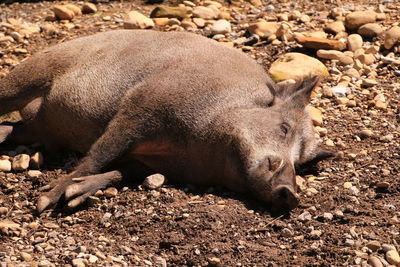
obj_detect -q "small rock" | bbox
[152,256,167,267]
[30,152,43,169]
[366,240,381,252]
[384,26,400,50]
[368,256,383,267]
[64,4,81,16]
[208,257,221,266]
[362,78,378,87]
[53,5,75,20]
[103,187,118,198]
[0,207,8,215]
[316,49,344,60]
[295,35,346,51]
[358,129,373,139]
[347,34,363,52]
[192,6,219,20]
[247,21,278,38]
[124,11,154,29]
[27,170,42,178]
[72,258,85,267]
[20,252,32,262]
[269,53,328,81]
[386,250,400,265]
[325,21,345,34]
[88,255,98,264]
[12,154,30,171]
[310,229,322,238]
[357,54,375,65]
[331,85,349,97]
[376,182,390,190]
[306,106,323,126]
[143,174,165,189]
[211,19,231,35]
[382,244,396,252]
[298,211,312,222]
[82,3,97,14]
[343,182,352,189]
[323,212,333,221]
[358,23,383,38]
[193,18,205,28]
[345,10,377,30]
[281,228,293,237]
[150,6,187,19]
[0,160,11,172]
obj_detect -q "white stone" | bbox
[124,11,154,30]
[211,19,231,35]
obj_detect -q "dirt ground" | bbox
[0,0,399,266]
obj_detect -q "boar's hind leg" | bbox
[37,107,154,213]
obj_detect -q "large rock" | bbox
[269,53,329,81]
[384,26,400,50]
[192,6,219,19]
[211,19,231,35]
[345,10,376,30]
[357,23,383,38]
[150,6,187,19]
[64,4,82,16]
[124,11,154,29]
[294,35,346,51]
[247,21,278,38]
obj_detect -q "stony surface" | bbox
[0,0,399,266]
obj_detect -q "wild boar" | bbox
[0,30,334,213]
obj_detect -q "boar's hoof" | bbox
[271,185,299,212]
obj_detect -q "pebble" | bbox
[208,257,221,265]
[331,85,349,97]
[384,26,400,50]
[72,258,85,267]
[211,19,231,35]
[316,49,344,60]
[30,152,43,169]
[281,228,293,237]
[247,21,277,38]
[362,78,378,87]
[358,23,384,38]
[124,11,154,29]
[294,35,346,51]
[368,256,384,267]
[192,6,219,20]
[82,3,97,14]
[306,106,323,126]
[0,207,8,215]
[12,154,30,171]
[325,21,345,34]
[0,159,12,172]
[358,129,374,139]
[53,5,75,20]
[343,182,352,189]
[152,256,167,267]
[347,34,363,52]
[143,173,165,189]
[366,240,381,252]
[20,252,32,262]
[386,250,400,265]
[103,187,118,198]
[382,244,396,252]
[298,211,312,222]
[27,170,43,178]
[376,181,390,190]
[150,6,187,19]
[323,212,333,221]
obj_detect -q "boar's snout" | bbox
[271,185,299,211]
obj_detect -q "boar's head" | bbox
[227,76,334,213]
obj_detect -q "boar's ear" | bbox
[298,148,336,168]
[287,76,320,108]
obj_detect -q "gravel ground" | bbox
[0,0,399,266]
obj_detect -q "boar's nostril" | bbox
[274,186,299,210]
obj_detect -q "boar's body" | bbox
[0,30,331,213]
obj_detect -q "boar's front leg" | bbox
[37,101,155,213]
